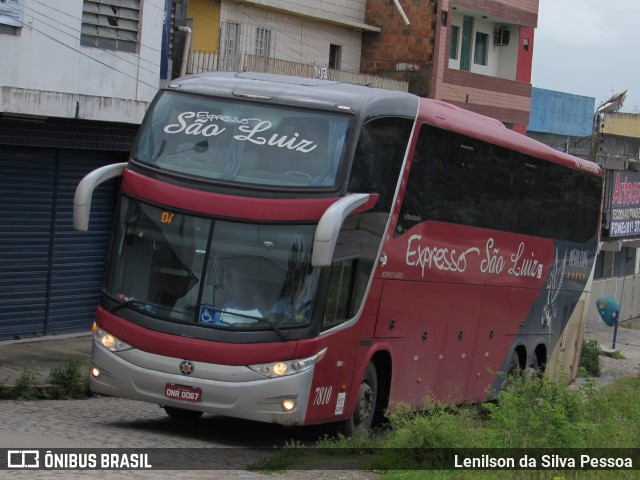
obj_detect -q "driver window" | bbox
[321,116,412,330]
[320,214,380,330]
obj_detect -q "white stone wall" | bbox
[590,276,640,324]
[0,0,164,123]
[220,2,363,72]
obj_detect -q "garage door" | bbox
[0,147,122,339]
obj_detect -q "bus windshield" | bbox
[104,197,320,331]
[132,90,351,188]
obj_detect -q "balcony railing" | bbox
[186,51,408,92]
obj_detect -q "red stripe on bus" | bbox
[122,169,340,221]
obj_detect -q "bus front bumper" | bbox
[89,342,313,426]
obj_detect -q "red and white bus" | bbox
[75,72,602,434]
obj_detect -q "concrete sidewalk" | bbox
[0,315,638,388]
[585,314,640,355]
[583,314,640,379]
[0,332,92,387]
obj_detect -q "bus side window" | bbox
[541,162,566,239]
[515,157,545,236]
[445,135,482,225]
[396,124,446,235]
[348,117,412,212]
[480,146,515,231]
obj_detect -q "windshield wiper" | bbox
[251,316,289,341]
[109,298,137,314]
[109,298,163,315]
[206,308,289,341]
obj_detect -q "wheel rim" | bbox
[354,381,374,427]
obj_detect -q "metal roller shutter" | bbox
[47,150,119,334]
[0,147,122,339]
[0,148,55,339]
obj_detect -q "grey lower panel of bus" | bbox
[90,342,313,425]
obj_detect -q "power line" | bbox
[24,0,163,71]
[4,0,164,90]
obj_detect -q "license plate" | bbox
[165,383,202,403]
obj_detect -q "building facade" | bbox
[186,0,380,77]
[359,0,437,96]
[527,87,594,158]
[361,0,537,133]
[593,112,640,323]
[0,0,165,339]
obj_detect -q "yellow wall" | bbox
[602,113,640,139]
[187,0,220,52]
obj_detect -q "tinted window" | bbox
[348,117,413,211]
[397,124,601,243]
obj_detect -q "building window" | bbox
[473,32,488,65]
[81,0,140,52]
[449,25,459,59]
[0,0,23,34]
[329,44,342,70]
[221,22,241,70]
[255,27,272,57]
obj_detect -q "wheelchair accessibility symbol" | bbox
[199,304,217,324]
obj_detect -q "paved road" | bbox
[0,396,375,479]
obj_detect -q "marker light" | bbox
[93,326,133,352]
[248,348,328,378]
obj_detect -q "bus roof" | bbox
[167,71,419,123]
[419,98,602,177]
[167,71,600,177]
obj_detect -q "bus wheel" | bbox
[506,351,521,383]
[341,363,377,436]
[527,353,541,378]
[162,405,204,420]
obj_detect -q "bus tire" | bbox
[162,405,204,420]
[506,350,521,383]
[527,352,542,378]
[341,362,377,436]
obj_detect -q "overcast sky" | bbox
[532,0,640,113]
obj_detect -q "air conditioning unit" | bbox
[495,27,510,46]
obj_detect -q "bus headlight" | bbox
[248,348,327,378]
[93,323,132,352]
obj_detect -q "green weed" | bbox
[48,354,90,399]
[12,367,42,400]
[610,350,625,360]
[579,339,602,377]
[267,377,640,477]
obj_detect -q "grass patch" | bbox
[254,376,640,478]
[0,354,91,400]
[12,367,46,400]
